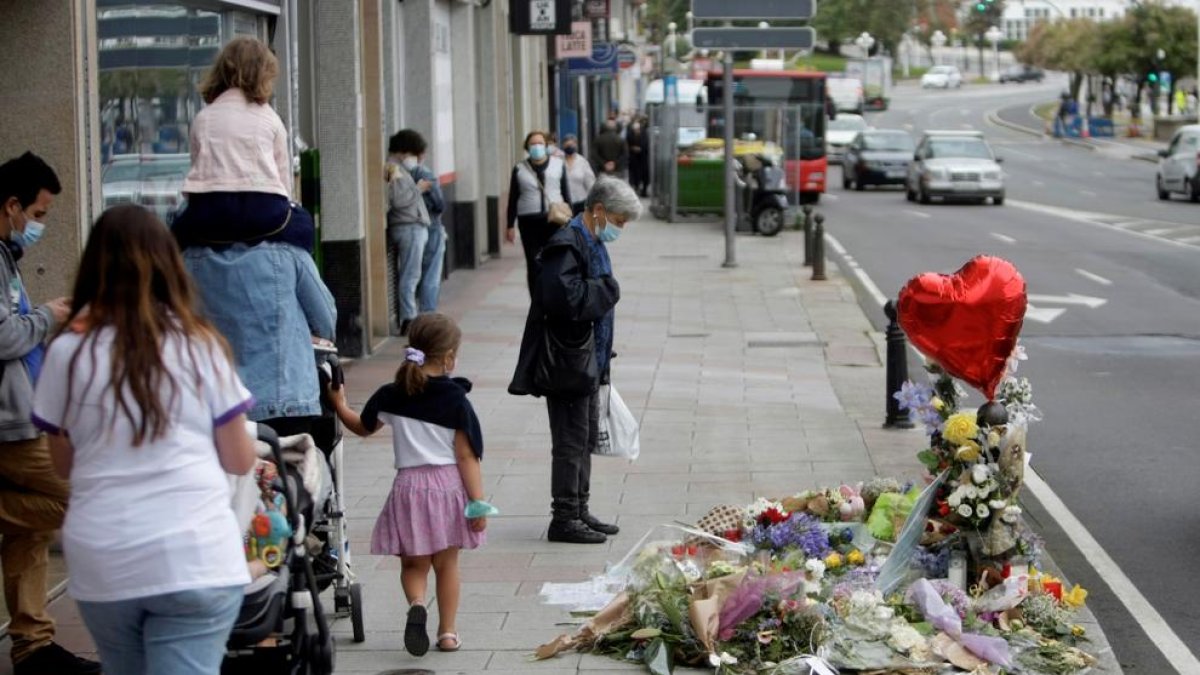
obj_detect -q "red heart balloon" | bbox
[897,256,1027,401]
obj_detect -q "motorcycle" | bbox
[735,153,788,237]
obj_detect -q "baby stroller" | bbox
[222,423,337,675]
[222,346,364,674]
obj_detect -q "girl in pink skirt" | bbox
[329,313,488,656]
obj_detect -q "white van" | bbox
[644,78,708,146]
[826,77,865,115]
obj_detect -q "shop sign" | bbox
[583,0,610,19]
[556,21,593,59]
[565,42,619,77]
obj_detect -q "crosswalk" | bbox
[1007,199,1200,249]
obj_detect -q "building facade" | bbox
[0,0,554,357]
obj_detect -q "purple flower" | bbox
[894,381,934,411]
[913,545,950,578]
[750,513,832,559]
[906,579,969,620]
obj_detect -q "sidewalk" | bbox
[1,212,1121,673]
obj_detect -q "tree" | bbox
[961,0,1005,77]
[811,0,859,55]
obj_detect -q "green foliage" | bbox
[811,0,916,58]
[962,0,1005,38]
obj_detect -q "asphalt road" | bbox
[823,78,1200,673]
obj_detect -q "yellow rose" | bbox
[942,413,979,446]
[847,549,865,566]
[1063,584,1089,608]
[931,396,945,411]
[824,552,844,570]
[1071,624,1087,637]
[955,442,981,462]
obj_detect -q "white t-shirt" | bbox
[32,328,254,602]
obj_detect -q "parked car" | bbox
[827,77,865,114]
[920,65,963,89]
[842,130,916,190]
[998,65,1045,83]
[906,131,1005,205]
[102,153,191,222]
[1156,124,1200,202]
[826,114,870,161]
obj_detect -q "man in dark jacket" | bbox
[0,153,98,675]
[625,116,650,197]
[509,177,642,544]
[590,120,626,177]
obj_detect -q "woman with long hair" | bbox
[32,205,257,675]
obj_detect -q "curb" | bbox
[986,110,1098,151]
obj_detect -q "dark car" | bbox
[999,65,1045,83]
[842,130,916,190]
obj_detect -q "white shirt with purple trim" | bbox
[32,328,254,602]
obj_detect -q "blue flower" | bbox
[893,381,933,411]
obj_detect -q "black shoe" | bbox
[404,604,430,656]
[581,513,620,535]
[14,642,102,675]
[400,319,412,337]
[547,519,607,544]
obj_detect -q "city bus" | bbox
[703,68,830,202]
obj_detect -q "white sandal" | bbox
[437,632,461,652]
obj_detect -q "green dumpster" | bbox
[676,157,726,212]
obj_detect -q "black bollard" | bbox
[811,213,827,281]
[802,204,814,266]
[883,300,915,429]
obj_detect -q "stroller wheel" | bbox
[350,583,365,643]
[309,633,335,675]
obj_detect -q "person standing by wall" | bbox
[505,131,570,295]
[387,131,434,336]
[590,120,626,177]
[0,153,97,675]
[625,116,650,197]
[561,135,595,216]
[390,130,446,315]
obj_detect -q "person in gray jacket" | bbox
[387,130,433,337]
[0,153,98,675]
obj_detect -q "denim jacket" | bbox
[184,243,336,421]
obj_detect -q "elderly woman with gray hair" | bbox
[509,177,642,544]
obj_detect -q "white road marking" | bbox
[1024,469,1200,673]
[1024,304,1066,323]
[1080,190,1097,197]
[990,232,1017,244]
[959,124,974,129]
[1075,268,1113,286]
[824,234,888,307]
[1032,180,1045,186]
[904,210,931,219]
[1144,226,1199,237]
[1091,171,1104,177]
[1007,199,1200,252]
[960,109,970,115]
[903,123,914,130]
[823,193,840,202]
[1027,292,1107,308]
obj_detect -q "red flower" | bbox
[759,507,790,526]
[937,500,951,517]
[723,529,743,543]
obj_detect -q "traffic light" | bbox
[975,2,986,10]
[1147,72,1159,83]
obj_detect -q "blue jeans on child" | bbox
[76,586,242,675]
[419,221,446,313]
[389,223,428,323]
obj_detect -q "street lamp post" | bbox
[667,21,677,61]
[855,31,875,58]
[985,25,1003,82]
[931,30,947,67]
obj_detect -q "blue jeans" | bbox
[77,586,242,675]
[389,223,429,322]
[419,221,446,313]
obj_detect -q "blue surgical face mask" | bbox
[528,144,547,160]
[595,211,622,243]
[14,218,45,248]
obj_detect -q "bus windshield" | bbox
[705,72,828,160]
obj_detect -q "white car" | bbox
[827,77,865,114]
[826,114,870,161]
[906,131,1005,205]
[921,65,963,89]
[101,153,191,223]
[1155,124,1200,202]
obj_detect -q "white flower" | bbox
[972,464,990,485]
[805,558,827,580]
[1007,343,1027,374]
[989,499,1008,510]
[888,621,927,654]
[986,429,1001,448]
[709,651,738,668]
[965,486,979,500]
[1002,505,1022,523]
[957,504,973,518]
[948,493,962,508]
[977,484,992,498]
[976,504,991,519]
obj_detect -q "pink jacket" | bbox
[182,89,292,198]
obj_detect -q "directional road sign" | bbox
[691,27,816,50]
[692,0,816,19]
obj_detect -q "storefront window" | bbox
[97,1,266,222]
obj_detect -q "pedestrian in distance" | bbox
[508,177,642,544]
[506,130,571,295]
[626,115,650,197]
[387,130,435,337]
[0,152,98,675]
[32,204,257,675]
[590,119,627,177]
[391,129,446,315]
[328,313,488,656]
[171,36,315,253]
[561,134,596,216]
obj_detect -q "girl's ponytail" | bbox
[394,313,463,395]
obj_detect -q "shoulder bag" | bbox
[529,161,573,226]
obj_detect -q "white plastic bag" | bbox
[594,384,640,461]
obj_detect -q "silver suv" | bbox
[906,131,1005,205]
[1156,125,1200,202]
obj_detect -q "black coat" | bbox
[508,225,620,397]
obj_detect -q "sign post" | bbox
[689,0,817,269]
